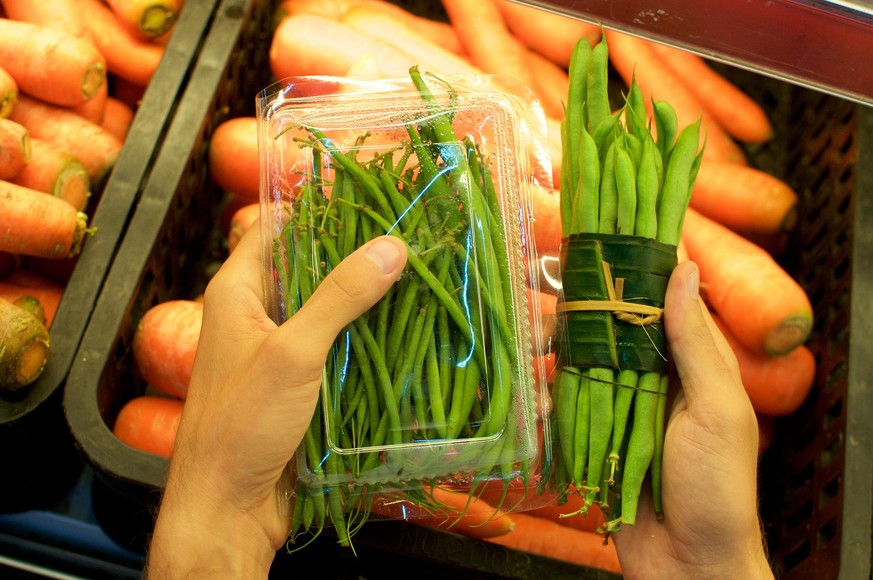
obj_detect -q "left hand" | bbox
[147,226,408,578]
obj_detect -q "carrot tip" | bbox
[765,311,813,356]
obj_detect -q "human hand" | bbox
[611,261,774,579]
[147,226,408,578]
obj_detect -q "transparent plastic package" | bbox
[257,70,559,544]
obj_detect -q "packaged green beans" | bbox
[257,71,559,547]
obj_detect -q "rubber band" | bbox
[557,260,664,326]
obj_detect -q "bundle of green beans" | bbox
[549,36,703,535]
[272,68,536,548]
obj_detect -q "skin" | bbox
[146,225,772,579]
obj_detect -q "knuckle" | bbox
[322,266,368,305]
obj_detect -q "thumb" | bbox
[664,261,744,409]
[280,235,407,352]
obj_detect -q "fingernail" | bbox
[687,265,700,299]
[366,238,402,274]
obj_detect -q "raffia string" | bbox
[557,260,663,326]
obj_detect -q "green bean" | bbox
[619,372,659,525]
[614,143,637,235]
[583,367,614,510]
[564,39,592,209]
[572,369,591,492]
[653,100,678,165]
[624,80,648,143]
[656,119,702,246]
[607,369,638,485]
[586,37,611,132]
[425,336,447,439]
[598,142,617,234]
[651,373,669,520]
[635,134,660,239]
[554,368,580,480]
[576,126,601,234]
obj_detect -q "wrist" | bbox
[147,484,276,579]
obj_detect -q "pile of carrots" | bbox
[117,0,819,573]
[0,0,183,391]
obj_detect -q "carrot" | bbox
[0,296,50,391]
[604,29,748,166]
[340,5,481,78]
[71,76,108,125]
[650,42,773,144]
[495,0,601,68]
[10,94,123,185]
[270,13,419,79]
[0,118,30,180]
[713,314,816,417]
[523,48,570,121]
[101,96,136,142]
[113,395,184,458]
[0,180,91,259]
[681,208,813,355]
[487,512,622,573]
[79,0,165,86]
[690,159,798,238]
[8,138,91,211]
[530,186,562,255]
[105,0,183,39]
[0,18,106,107]
[0,0,89,38]
[228,202,259,253]
[132,299,202,400]
[0,272,63,328]
[10,294,46,325]
[278,0,466,55]
[0,65,17,118]
[208,116,261,202]
[441,0,536,90]
[369,486,515,540]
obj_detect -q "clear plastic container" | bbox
[257,71,558,536]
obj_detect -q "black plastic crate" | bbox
[63,3,873,578]
[0,0,223,514]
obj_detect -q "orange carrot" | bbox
[524,48,570,121]
[690,160,798,238]
[208,116,261,202]
[278,0,466,55]
[113,395,184,458]
[495,0,601,68]
[340,5,481,78]
[101,96,136,142]
[10,94,123,184]
[0,18,106,107]
[681,208,813,355]
[10,295,47,325]
[228,202,259,253]
[487,512,622,573]
[105,0,183,39]
[80,0,165,86]
[713,314,816,417]
[650,42,773,144]
[0,118,30,180]
[0,0,89,38]
[71,76,108,125]
[0,180,91,259]
[270,13,419,79]
[9,138,91,211]
[132,299,202,400]
[0,295,50,391]
[529,185,562,256]
[0,272,63,328]
[604,29,747,166]
[441,0,536,90]
[0,65,17,118]
[369,486,515,540]
[522,493,607,534]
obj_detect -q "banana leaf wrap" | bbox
[559,233,677,374]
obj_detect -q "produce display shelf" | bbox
[58,1,873,579]
[0,0,225,514]
[517,0,873,108]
